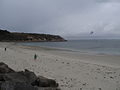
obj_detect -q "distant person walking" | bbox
[4,48,6,51]
[34,54,37,60]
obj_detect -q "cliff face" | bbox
[0,29,66,42]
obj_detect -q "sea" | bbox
[20,39,120,55]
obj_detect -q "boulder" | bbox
[31,76,58,87]
[18,69,37,83]
[0,62,60,90]
[1,81,37,90]
[0,62,15,73]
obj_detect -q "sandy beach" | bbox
[0,42,120,90]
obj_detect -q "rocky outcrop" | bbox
[0,62,60,90]
[0,29,67,42]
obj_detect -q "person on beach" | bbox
[34,54,37,60]
[4,48,6,51]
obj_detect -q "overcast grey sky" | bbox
[0,0,120,39]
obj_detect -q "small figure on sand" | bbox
[4,48,6,51]
[90,31,94,35]
[34,54,37,60]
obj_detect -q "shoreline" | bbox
[19,41,120,56]
[18,42,120,68]
[0,42,120,90]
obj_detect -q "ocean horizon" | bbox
[20,39,120,55]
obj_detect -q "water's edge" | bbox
[19,39,120,55]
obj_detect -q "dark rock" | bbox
[1,81,14,90]
[37,87,61,90]
[31,76,58,87]
[1,81,37,90]
[0,62,60,90]
[14,82,37,90]
[17,69,37,83]
[4,72,29,83]
[0,62,15,73]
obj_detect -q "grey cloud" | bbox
[0,0,120,39]
[96,0,120,3]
